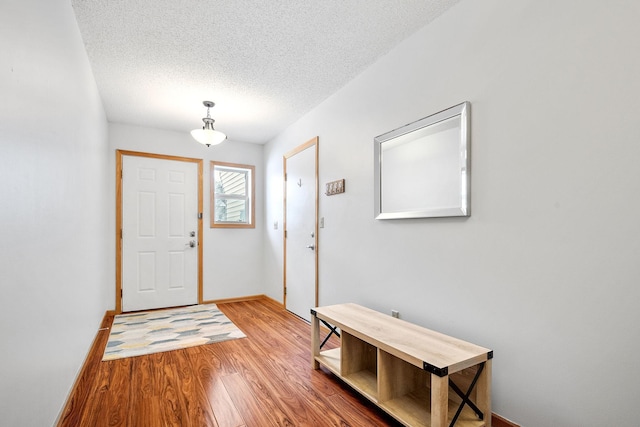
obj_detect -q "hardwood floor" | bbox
[58,297,401,426]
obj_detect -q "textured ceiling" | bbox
[72,0,460,144]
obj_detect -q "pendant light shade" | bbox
[191,101,226,146]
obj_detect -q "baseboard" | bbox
[56,311,113,426]
[492,412,520,427]
[202,294,267,305]
[261,294,284,308]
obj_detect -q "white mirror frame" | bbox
[374,102,470,219]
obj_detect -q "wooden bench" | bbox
[311,303,492,427]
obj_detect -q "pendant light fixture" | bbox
[191,101,227,146]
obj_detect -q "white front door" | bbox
[122,155,199,312]
[284,138,318,321]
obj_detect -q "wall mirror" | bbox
[374,102,470,219]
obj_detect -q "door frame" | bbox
[115,149,204,314]
[283,137,319,311]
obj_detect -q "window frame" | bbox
[210,161,255,229]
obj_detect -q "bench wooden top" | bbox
[313,303,491,374]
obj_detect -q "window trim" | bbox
[210,161,255,229]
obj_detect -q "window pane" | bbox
[214,169,247,196]
[215,198,247,223]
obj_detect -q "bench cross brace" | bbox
[319,319,340,349]
[448,362,485,427]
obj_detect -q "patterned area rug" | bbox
[102,303,246,361]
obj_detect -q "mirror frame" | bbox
[374,101,470,219]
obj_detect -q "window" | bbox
[210,161,255,228]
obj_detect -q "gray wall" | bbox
[3,0,640,425]
[263,1,640,426]
[0,0,111,425]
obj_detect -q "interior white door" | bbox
[285,141,317,321]
[122,155,199,312]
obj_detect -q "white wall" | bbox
[0,0,111,426]
[109,123,264,302]
[263,1,640,426]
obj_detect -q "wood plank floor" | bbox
[58,297,401,426]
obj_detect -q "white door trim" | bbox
[116,150,203,313]
[283,137,319,315]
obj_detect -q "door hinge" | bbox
[284,173,287,181]
[198,212,203,219]
[284,230,287,238]
[120,289,123,298]
[284,287,287,296]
